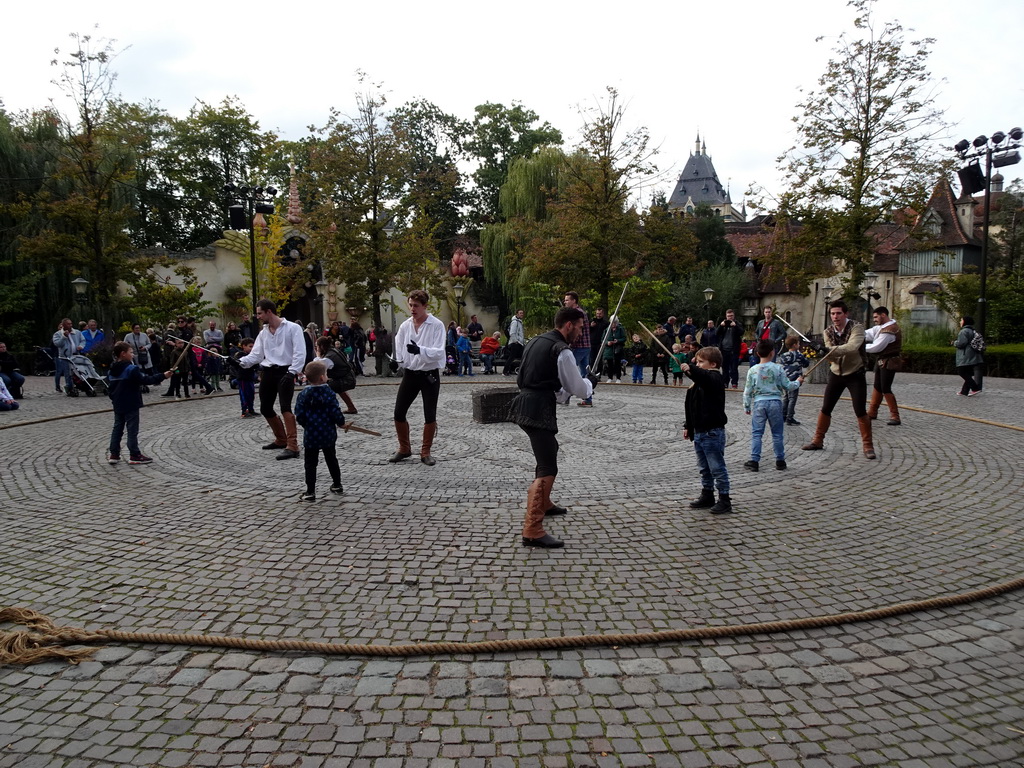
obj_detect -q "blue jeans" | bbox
[783,389,800,421]
[0,370,25,395]
[631,362,644,383]
[109,409,141,456]
[751,399,785,462]
[56,358,75,390]
[694,427,729,495]
[458,351,474,375]
[480,353,494,373]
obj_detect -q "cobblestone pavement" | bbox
[2,371,1023,767]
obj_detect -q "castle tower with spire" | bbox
[667,134,745,222]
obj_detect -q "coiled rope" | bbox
[3,575,1023,666]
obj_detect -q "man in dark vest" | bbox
[510,306,597,548]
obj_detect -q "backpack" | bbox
[970,330,986,353]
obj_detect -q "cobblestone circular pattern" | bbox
[2,374,1023,767]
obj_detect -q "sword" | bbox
[802,348,834,378]
[774,315,811,344]
[343,422,382,437]
[590,280,630,375]
[637,321,676,358]
[166,334,229,359]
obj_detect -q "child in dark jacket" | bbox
[628,335,647,383]
[681,346,731,513]
[232,338,257,417]
[293,360,346,501]
[106,341,172,464]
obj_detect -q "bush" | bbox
[902,343,1024,378]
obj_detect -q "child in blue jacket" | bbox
[106,342,172,464]
[293,360,346,501]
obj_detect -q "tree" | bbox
[990,181,1024,273]
[671,262,753,327]
[517,88,659,310]
[15,32,147,330]
[766,0,950,288]
[465,102,562,226]
[689,203,736,265]
[304,82,448,331]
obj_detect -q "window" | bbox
[914,293,937,307]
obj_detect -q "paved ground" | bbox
[2,369,1023,768]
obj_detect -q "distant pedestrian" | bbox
[953,315,984,397]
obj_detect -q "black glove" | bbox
[406,341,421,355]
[586,371,600,390]
[389,359,399,373]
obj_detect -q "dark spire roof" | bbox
[667,134,731,209]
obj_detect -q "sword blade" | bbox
[590,280,630,374]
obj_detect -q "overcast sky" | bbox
[5,0,1023,212]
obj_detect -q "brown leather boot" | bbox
[801,412,831,450]
[867,389,882,420]
[523,476,562,548]
[420,422,437,465]
[389,420,412,462]
[276,413,300,459]
[857,415,876,459]
[262,415,287,449]
[883,393,901,425]
[540,479,568,517]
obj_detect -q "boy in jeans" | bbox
[106,341,172,464]
[293,361,346,501]
[232,338,257,417]
[681,346,731,514]
[743,339,803,472]
[777,335,810,425]
[628,334,647,383]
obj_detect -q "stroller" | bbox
[61,353,107,397]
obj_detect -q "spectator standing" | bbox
[662,316,679,346]
[717,309,745,389]
[650,326,670,385]
[349,321,366,375]
[105,341,172,465]
[953,315,984,397]
[232,338,258,417]
[224,322,241,352]
[678,317,697,345]
[699,321,718,348]
[503,309,526,376]
[456,328,474,376]
[81,319,104,353]
[52,318,84,394]
[124,325,153,373]
[203,320,224,350]
[777,336,810,425]
[755,306,787,354]
[601,316,626,382]
[466,314,485,349]
[628,334,647,383]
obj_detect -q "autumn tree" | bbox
[465,102,563,225]
[764,0,950,289]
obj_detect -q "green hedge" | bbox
[902,344,1024,378]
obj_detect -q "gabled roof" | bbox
[901,180,980,249]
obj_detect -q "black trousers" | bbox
[821,368,868,417]
[503,343,524,375]
[394,369,440,423]
[521,425,559,479]
[304,444,341,492]
[873,364,897,394]
[259,365,295,417]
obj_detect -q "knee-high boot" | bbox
[857,415,876,459]
[883,393,901,425]
[389,420,412,462]
[541,479,568,517]
[263,414,287,449]
[420,422,437,466]
[867,389,883,420]
[801,413,831,450]
[282,412,299,452]
[522,476,562,548]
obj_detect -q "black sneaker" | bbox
[107,454,120,465]
[300,491,315,502]
[329,484,344,495]
[743,460,759,472]
[128,454,153,465]
[776,460,787,471]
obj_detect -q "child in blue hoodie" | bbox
[106,342,172,465]
[293,360,346,501]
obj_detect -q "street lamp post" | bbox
[953,127,1023,337]
[453,282,466,328]
[703,287,715,323]
[224,183,278,316]
[71,277,90,306]
[823,282,835,330]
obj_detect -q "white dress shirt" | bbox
[394,313,446,371]
[240,318,306,374]
[864,319,897,354]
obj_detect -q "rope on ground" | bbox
[4,574,1024,666]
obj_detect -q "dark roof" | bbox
[667,143,731,210]
[909,281,942,294]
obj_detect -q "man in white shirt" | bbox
[239,299,306,460]
[864,306,902,426]
[389,289,446,465]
